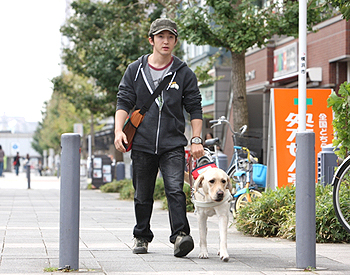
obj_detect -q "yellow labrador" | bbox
[192,168,232,262]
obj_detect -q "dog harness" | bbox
[191,192,233,208]
[190,161,233,208]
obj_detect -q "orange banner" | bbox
[272,88,333,187]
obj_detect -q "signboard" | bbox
[271,88,333,188]
[200,85,214,106]
[74,123,84,137]
[273,42,298,78]
[11,142,20,156]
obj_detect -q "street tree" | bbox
[32,91,90,156]
[326,0,350,20]
[177,0,332,131]
[60,0,157,118]
[58,0,163,157]
[52,72,106,156]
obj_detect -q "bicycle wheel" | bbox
[234,189,262,213]
[333,156,350,233]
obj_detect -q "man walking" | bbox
[114,18,204,257]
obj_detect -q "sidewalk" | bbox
[0,171,349,274]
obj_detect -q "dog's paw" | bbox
[220,255,229,262]
[198,251,209,259]
[219,251,229,262]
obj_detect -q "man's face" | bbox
[149,30,177,56]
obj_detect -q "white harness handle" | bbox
[191,192,233,208]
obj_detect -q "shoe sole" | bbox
[132,248,147,254]
[174,236,194,257]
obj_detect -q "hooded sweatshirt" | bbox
[117,54,202,155]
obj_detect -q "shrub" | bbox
[327,81,350,159]
[100,179,132,193]
[236,186,295,238]
[236,184,350,243]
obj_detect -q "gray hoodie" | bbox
[117,54,202,155]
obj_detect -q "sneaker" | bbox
[132,238,148,254]
[174,232,194,257]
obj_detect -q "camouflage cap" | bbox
[148,18,178,37]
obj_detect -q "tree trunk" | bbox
[81,134,87,159]
[231,51,249,132]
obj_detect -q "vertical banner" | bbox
[271,88,333,188]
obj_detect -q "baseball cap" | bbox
[148,18,178,37]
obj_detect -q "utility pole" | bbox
[295,0,316,269]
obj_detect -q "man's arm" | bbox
[114,109,129,153]
[190,118,205,159]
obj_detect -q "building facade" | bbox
[185,15,350,165]
[245,15,350,164]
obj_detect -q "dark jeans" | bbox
[131,147,190,244]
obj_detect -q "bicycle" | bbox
[332,154,350,233]
[202,116,266,217]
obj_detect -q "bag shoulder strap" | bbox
[139,74,172,115]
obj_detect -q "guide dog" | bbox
[191,168,232,262]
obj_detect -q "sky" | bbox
[0,1,67,123]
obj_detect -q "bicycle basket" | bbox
[252,164,267,188]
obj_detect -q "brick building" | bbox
[237,15,350,164]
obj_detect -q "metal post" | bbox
[59,133,80,270]
[26,165,30,189]
[296,132,316,269]
[296,0,316,269]
[298,0,307,132]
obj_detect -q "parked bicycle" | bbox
[201,116,266,217]
[332,154,350,233]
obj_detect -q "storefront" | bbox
[243,15,350,165]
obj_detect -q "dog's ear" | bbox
[226,175,233,193]
[194,174,205,192]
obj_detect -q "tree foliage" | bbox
[52,72,107,115]
[60,0,158,117]
[177,0,333,131]
[31,91,91,154]
[327,82,350,159]
[327,0,350,20]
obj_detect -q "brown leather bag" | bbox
[122,109,144,151]
[122,74,172,151]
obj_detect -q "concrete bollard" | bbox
[26,165,30,189]
[296,132,316,269]
[116,162,125,181]
[59,134,80,270]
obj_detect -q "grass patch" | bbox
[44,267,58,272]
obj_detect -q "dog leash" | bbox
[188,155,194,195]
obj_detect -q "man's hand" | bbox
[114,130,128,153]
[114,109,129,153]
[191,143,205,160]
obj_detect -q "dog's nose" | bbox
[216,190,224,201]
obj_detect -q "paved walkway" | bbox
[0,171,349,274]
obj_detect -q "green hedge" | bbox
[235,184,350,243]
